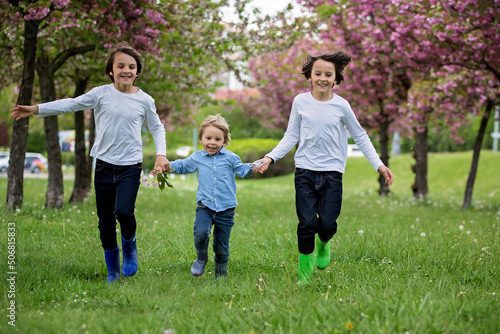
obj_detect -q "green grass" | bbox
[0,151,499,334]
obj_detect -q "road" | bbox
[0,172,75,180]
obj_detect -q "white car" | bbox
[347,144,364,157]
[175,146,193,158]
[0,152,48,173]
[0,157,9,173]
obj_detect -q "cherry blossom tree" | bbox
[376,0,500,207]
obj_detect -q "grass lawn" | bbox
[0,151,499,333]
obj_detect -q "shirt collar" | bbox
[201,146,228,156]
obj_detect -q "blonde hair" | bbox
[198,114,231,145]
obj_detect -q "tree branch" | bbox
[52,44,96,73]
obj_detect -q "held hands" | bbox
[378,165,394,185]
[10,105,39,121]
[252,157,272,174]
[154,155,170,174]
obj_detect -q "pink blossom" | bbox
[51,0,69,9]
[24,6,50,20]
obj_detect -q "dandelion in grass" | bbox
[421,232,426,237]
[459,225,464,230]
[346,322,354,330]
[358,230,364,235]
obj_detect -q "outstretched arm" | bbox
[378,165,394,185]
[10,105,39,121]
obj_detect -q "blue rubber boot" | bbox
[104,246,120,283]
[121,235,138,277]
[214,262,228,280]
[190,247,208,277]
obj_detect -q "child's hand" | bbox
[252,157,271,174]
[252,160,263,175]
[378,165,394,185]
[10,105,39,121]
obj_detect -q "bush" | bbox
[61,151,75,166]
[227,138,295,178]
[26,131,46,154]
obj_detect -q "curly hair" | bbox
[198,114,231,145]
[104,41,143,83]
[301,51,352,85]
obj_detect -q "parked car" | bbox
[347,144,364,157]
[0,152,48,173]
[175,146,194,158]
[0,157,8,173]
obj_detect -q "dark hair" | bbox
[104,42,143,82]
[301,51,352,85]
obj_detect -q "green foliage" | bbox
[395,113,496,154]
[0,151,499,333]
[26,131,46,154]
[60,151,75,166]
[195,102,285,140]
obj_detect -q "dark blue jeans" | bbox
[194,204,235,265]
[294,168,343,254]
[94,159,142,250]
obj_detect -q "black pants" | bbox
[94,159,142,250]
[294,168,343,254]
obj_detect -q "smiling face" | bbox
[109,52,138,93]
[309,59,336,101]
[200,125,226,155]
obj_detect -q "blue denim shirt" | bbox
[170,147,253,212]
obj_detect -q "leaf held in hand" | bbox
[157,173,166,190]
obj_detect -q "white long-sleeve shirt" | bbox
[266,92,383,173]
[37,84,166,166]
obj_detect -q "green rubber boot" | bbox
[298,253,315,285]
[315,235,331,269]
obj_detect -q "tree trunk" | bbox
[462,99,494,210]
[378,118,391,196]
[6,19,40,209]
[35,45,96,208]
[69,76,91,203]
[87,110,95,185]
[37,56,64,209]
[412,126,428,200]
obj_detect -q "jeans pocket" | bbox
[295,168,308,177]
[326,171,342,184]
[95,159,106,172]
